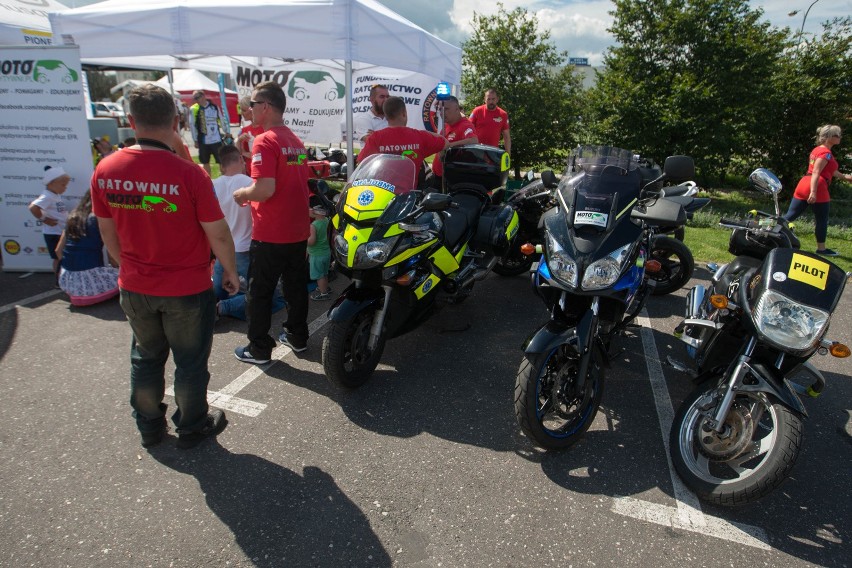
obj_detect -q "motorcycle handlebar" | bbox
[719,217,755,229]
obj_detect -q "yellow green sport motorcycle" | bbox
[322,147,518,388]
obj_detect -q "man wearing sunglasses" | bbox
[233,82,312,364]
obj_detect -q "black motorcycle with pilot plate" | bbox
[669,168,850,506]
[514,145,693,449]
[322,147,518,389]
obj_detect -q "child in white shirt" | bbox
[28,165,70,280]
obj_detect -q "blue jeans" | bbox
[119,288,215,435]
[214,251,285,320]
[783,198,830,243]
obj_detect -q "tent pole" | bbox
[344,59,354,179]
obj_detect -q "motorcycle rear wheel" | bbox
[649,235,694,295]
[514,344,604,450]
[494,253,534,276]
[670,380,803,507]
[322,309,386,389]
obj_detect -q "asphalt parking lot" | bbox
[1,264,850,567]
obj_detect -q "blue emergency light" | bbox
[435,82,451,100]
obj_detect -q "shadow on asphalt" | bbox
[0,311,16,362]
[149,441,392,567]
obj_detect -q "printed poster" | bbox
[0,46,92,271]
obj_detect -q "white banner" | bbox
[0,46,93,271]
[231,61,443,145]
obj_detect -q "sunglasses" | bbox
[249,100,268,108]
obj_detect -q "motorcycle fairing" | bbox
[342,184,397,221]
[755,248,846,313]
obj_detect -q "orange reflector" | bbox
[396,273,413,286]
[710,295,729,309]
[645,259,662,273]
[520,243,536,255]
[830,343,851,358]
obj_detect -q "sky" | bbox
[60,0,851,67]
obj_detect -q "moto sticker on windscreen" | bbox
[574,210,608,228]
[787,253,829,290]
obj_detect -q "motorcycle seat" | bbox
[442,193,484,252]
[663,195,710,217]
[660,182,697,197]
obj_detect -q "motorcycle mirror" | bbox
[541,170,558,189]
[748,168,782,195]
[662,155,695,181]
[421,192,453,211]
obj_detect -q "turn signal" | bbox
[710,295,729,309]
[396,272,414,286]
[829,343,851,358]
[645,259,662,273]
[520,243,536,256]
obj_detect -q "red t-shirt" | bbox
[431,117,477,177]
[239,123,264,172]
[793,146,838,203]
[469,105,509,147]
[357,126,447,173]
[249,125,311,243]
[91,148,224,296]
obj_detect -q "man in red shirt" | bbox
[469,88,511,155]
[233,81,312,363]
[357,96,448,178]
[428,96,479,190]
[92,84,238,450]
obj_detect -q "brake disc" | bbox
[695,401,755,461]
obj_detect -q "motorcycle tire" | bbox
[648,235,694,296]
[673,226,685,241]
[669,379,803,507]
[493,254,534,277]
[322,309,386,389]
[514,344,605,450]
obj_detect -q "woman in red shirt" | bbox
[783,125,852,256]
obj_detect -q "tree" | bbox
[86,70,118,102]
[461,4,583,178]
[586,0,786,182]
[762,17,852,185]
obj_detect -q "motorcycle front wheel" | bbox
[494,252,534,276]
[514,344,605,449]
[648,235,694,295]
[670,380,803,507]
[322,309,386,389]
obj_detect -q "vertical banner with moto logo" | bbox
[0,46,92,271]
[231,61,441,146]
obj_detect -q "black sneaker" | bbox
[234,346,271,364]
[176,410,228,450]
[140,424,167,448]
[816,248,839,256]
[278,329,308,352]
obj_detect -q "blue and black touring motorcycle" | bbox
[514,145,694,449]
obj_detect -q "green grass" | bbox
[683,188,852,272]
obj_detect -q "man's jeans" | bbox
[246,240,309,359]
[119,288,215,435]
[213,251,285,320]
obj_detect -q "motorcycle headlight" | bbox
[546,233,578,287]
[353,237,399,269]
[582,243,632,290]
[333,234,349,260]
[752,289,829,353]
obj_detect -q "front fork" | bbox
[573,295,599,391]
[368,285,393,351]
[706,336,757,433]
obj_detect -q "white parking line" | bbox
[165,312,331,417]
[0,289,62,314]
[608,310,770,550]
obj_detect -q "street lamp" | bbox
[788,0,822,39]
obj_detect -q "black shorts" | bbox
[43,233,60,260]
[198,142,223,164]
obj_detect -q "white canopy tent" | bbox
[0,0,67,46]
[48,0,462,172]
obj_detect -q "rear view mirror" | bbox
[748,168,782,195]
[421,192,452,211]
[663,155,695,182]
[541,170,558,189]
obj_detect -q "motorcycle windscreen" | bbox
[348,153,418,195]
[560,167,642,233]
[755,248,846,313]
